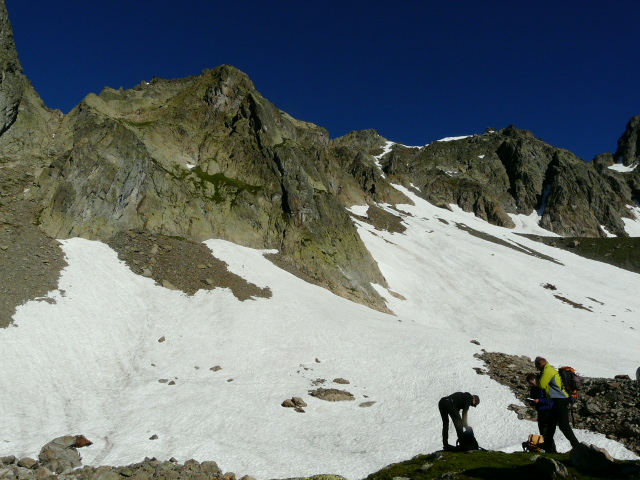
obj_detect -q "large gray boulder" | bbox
[534,455,569,479]
[570,442,615,474]
[38,435,93,474]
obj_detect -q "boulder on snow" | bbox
[38,435,93,473]
[282,397,308,412]
[308,388,355,402]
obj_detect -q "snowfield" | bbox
[1,187,639,479]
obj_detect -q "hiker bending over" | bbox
[438,392,479,450]
[534,356,579,452]
[526,372,553,437]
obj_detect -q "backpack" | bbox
[522,434,545,453]
[456,427,480,451]
[558,366,582,402]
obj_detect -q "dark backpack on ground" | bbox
[456,427,480,451]
[558,366,582,402]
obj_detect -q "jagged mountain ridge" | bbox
[1,0,640,321]
[340,125,640,238]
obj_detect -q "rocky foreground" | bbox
[3,437,640,480]
[0,435,261,480]
[477,351,640,455]
[2,356,639,480]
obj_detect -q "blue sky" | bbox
[6,1,640,160]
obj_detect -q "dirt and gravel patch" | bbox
[0,166,67,328]
[106,230,271,301]
[349,204,406,234]
[308,387,355,402]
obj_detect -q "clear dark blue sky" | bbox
[6,1,640,161]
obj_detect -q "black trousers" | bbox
[544,397,579,452]
[537,409,550,437]
[439,397,464,447]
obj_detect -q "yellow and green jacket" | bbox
[539,364,569,399]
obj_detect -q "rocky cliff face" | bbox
[0,1,23,135]
[26,66,390,311]
[616,115,640,165]
[353,125,640,238]
[0,1,67,327]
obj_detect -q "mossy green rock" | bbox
[365,450,640,480]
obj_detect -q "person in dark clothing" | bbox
[535,356,580,453]
[438,392,479,450]
[526,372,553,437]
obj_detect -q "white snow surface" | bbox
[2,187,639,479]
[623,205,640,236]
[506,210,558,237]
[434,135,473,142]
[609,162,638,173]
[372,141,394,177]
[347,205,369,217]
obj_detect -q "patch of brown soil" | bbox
[350,204,406,233]
[106,230,271,301]
[308,387,355,402]
[0,166,67,328]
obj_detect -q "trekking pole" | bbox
[570,402,575,426]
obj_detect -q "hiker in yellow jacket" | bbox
[535,356,580,452]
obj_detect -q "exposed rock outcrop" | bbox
[570,442,616,474]
[366,125,640,238]
[38,435,92,474]
[1,437,349,480]
[308,387,355,402]
[0,1,23,135]
[616,115,640,165]
[0,450,233,480]
[476,351,640,455]
[24,66,390,313]
[0,1,68,326]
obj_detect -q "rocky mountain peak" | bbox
[500,124,537,140]
[0,0,25,134]
[616,115,640,165]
